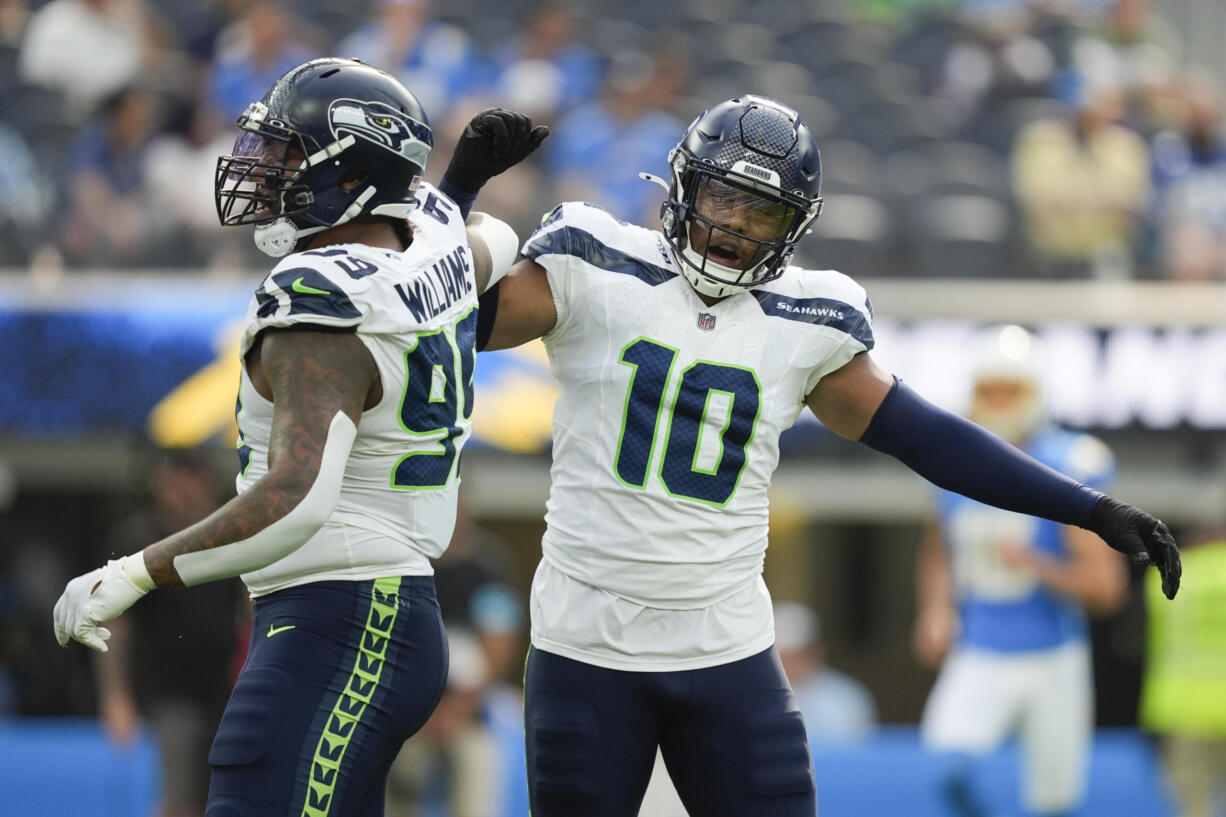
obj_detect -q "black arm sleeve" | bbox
[475,280,500,352]
[859,378,1103,527]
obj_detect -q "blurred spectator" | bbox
[206,0,314,123]
[388,627,528,817]
[1140,530,1226,817]
[774,601,878,746]
[94,447,243,817]
[1065,0,1179,106]
[547,46,687,226]
[58,86,167,267]
[0,0,29,47]
[485,1,602,122]
[1011,80,1151,277]
[0,122,51,265]
[336,0,482,124]
[384,500,529,817]
[1150,75,1226,281]
[0,464,96,717]
[433,497,525,682]
[144,102,253,270]
[937,4,1056,117]
[17,0,154,119]
[853,0,954,26]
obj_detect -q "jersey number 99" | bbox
[392,309,477,489]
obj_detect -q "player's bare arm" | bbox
[479,257,558,351]
[803,351,894,439]
[142,327,377,586]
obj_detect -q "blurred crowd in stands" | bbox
[0,0,1225,280]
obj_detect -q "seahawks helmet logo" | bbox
[328,98,431,166]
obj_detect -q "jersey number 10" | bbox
[615,338,761,505]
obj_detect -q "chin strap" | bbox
[638,171,669,191]
[254,219,319,257]
[253,187,381,257]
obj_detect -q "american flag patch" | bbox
[697,312,716,331]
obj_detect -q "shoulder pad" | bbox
[521,201,677,285]
[750,267,874,348]
[254,251,370,325]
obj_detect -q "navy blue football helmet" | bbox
[215,58,432,257]
[659,96,823,298]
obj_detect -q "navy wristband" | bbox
[437,174,478,220]
[860,378,1103,527]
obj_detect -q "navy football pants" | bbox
[204,576,447,817]
[525,646,817,817]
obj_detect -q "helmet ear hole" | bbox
[340,170,368,190]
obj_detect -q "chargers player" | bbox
[472,95,1181,817]
[52,58,545,817]
[913,325,1127,817]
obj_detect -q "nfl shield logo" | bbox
[697,312,716,331]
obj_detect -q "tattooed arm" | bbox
[143,327,377,586]
[54,328,376,651]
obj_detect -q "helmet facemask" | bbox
[664,155,822,299]
[215,102,315,229]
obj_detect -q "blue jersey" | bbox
[938,427,1114,652]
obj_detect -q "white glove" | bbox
[53,555,154,652]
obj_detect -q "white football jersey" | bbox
[524,202,875,670]
[234,182,477,597]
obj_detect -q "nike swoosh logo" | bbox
[266,624,296,638]
[291,277,330,296]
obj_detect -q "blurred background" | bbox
[1,0,1226,814]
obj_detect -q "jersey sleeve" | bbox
[519,201,673,341]
[797,271,875,394]
[239,252,379,355]
[520,202,582,339]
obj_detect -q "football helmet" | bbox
[969,324,1046,444]
[215,58,433,257]
[658,95,823,299]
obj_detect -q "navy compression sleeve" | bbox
[475,281,499,351]
[437,175,478,220]
[859,378,1104,527]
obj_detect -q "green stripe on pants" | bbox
[300,576,401,817]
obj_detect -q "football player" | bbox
[473,95,1181,817]
[913,325,1127,817]
[52,57,545,816]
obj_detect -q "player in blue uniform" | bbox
[469,96,1181,817]
[51,58,545,817]
[914,325,1128,817]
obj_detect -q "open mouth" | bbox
[707,240,743,266]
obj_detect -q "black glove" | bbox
[1088,496,1182,599]
[443,108,549,194]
